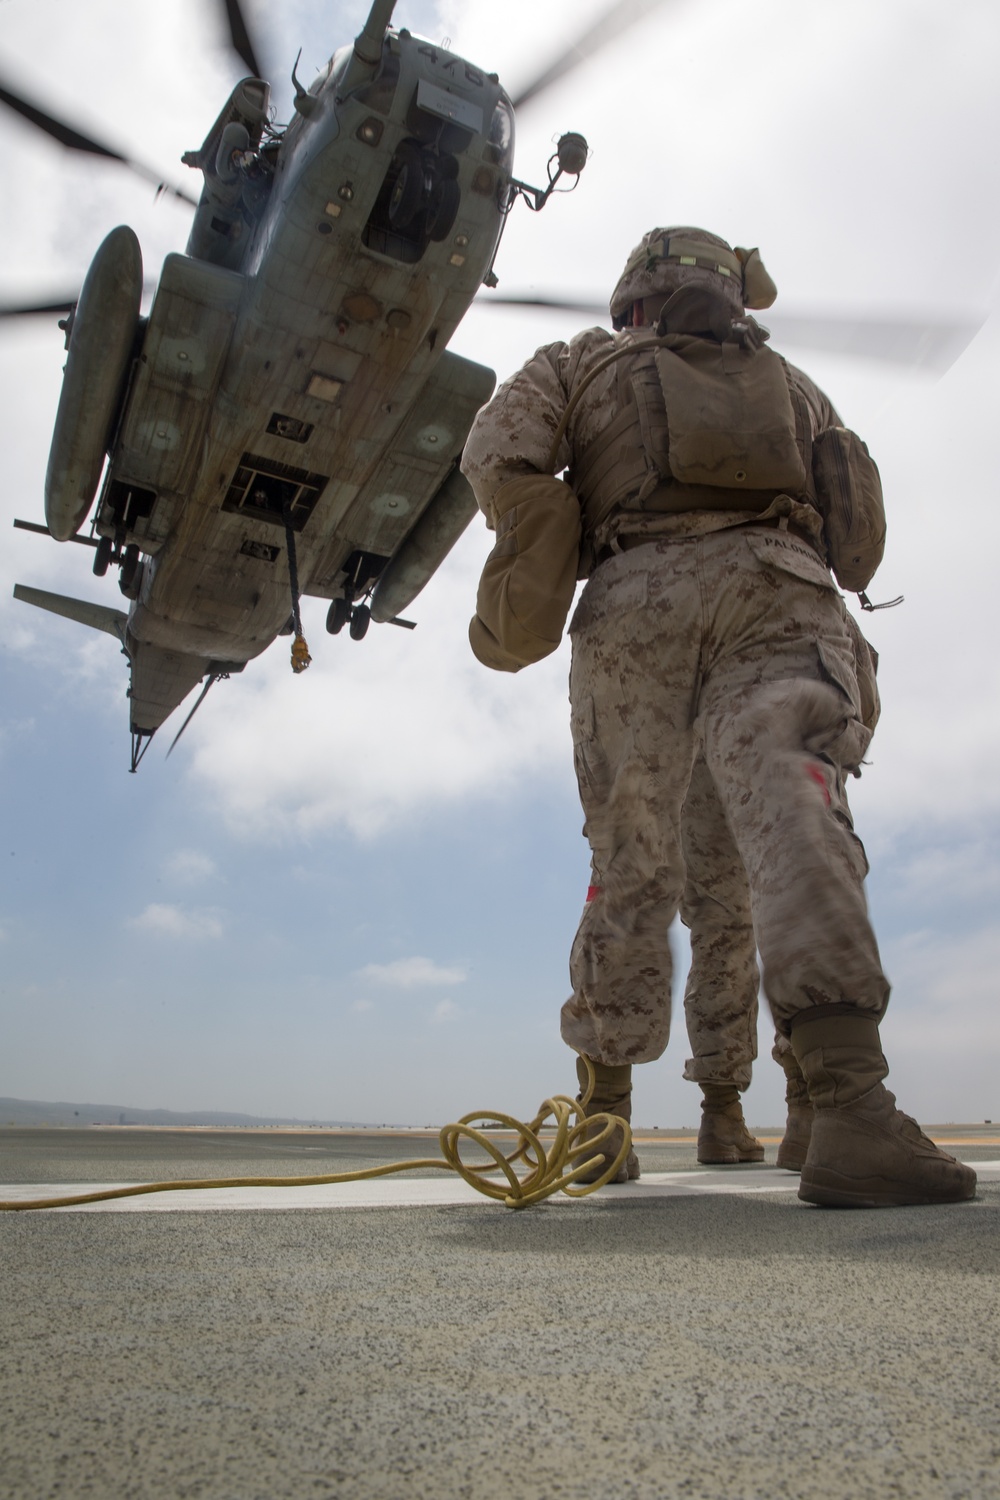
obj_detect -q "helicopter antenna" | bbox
[166,674,221,759]
[130,730,156,774]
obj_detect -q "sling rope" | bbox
[283,506,312,673]
[0,1060,632,1214]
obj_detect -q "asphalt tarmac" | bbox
[2,1127,999,1500]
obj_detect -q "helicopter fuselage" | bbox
[43,24,514,745]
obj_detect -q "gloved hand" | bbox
[469,473,582,672]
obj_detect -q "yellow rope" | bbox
[0,1065,631,1214]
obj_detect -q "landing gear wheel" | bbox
[349,604,371,641]
[119,543,142,598]
[427,177,461,242]
[387,142,425,229]
[326,597,351,635]
[93,535,113,577]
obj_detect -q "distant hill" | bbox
[0,1097,369,1129]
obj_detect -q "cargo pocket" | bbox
[745,528,836,592]
[570,695,609,804]
[843,613,881,734]
[572,696,619,862]
[816,638,871,773]
[816,637,862,718]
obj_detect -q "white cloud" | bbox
[893,838,1000,909]
[430,999,462,1025]
[175,526,574,841]
[875,924,1000,1120]
[164,849,218,885]
[5,0,1000,855]
[355,956,467,988]
[3,0,1000,1131]
[351,999,375,1014]
[129,904,224,940]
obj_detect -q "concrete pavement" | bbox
[2,1128,998,1500]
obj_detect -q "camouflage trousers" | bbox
[560,525,889,1066]
[680,755,759,1090]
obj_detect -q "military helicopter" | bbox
[4,0,597,770]
[4,0,983,774]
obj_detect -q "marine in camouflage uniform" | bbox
[462,227,975,1208]
[680,753,766,1163]
[682,606,882,1169]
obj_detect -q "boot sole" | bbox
[800,1165,977,1208]
[697,1151,765,1165]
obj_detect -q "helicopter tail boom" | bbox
[12,585,220,752]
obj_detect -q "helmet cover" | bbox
[609,227,776,326]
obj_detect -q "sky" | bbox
[1,0,999,1131]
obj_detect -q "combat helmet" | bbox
[610,227,777,329]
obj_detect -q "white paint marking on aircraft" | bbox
[3,1162,997,1212]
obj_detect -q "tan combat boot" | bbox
[774,1050,813,1173]
[791,1013,977,1207]
[697,1083,765,1164]
[574,1056,640,1183]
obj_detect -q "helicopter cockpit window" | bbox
[487,97,514,170]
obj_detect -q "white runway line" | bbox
[3,1162,998,1212]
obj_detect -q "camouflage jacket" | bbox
[461,325,842,558]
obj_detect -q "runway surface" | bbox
[2,1127,999,1499]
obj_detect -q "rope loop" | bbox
[0,1058,633,1212]
[441,1091,631,1209]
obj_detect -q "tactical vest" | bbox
[566,329,818,562]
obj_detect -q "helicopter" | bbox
[4,1,985,776]
[4,0,597,770]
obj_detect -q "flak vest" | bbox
[564,328,827,575]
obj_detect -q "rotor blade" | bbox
[473,294,983,373]
[762,312,983,374]
[167,675,219,758]
[0,77,199,205]
[508,0,670,111]
[0,78,125,158]
[222,0,265,77]
[0,296,77,319]
[475,293,608,317]
[0,279,158,322]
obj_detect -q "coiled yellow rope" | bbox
[0,1064,631,1214]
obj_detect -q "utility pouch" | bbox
[654,338,808,492]
[846,612,881,735]
[470,474,582,672]
[811,427,885,591]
